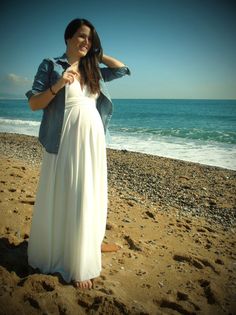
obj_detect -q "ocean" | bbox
[0,98,236,170]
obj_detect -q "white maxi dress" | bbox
[28,80,107,282]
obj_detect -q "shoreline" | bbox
[0,132,236,314]
[0,132,235,170]
[1,129,236,171]
[0,132,235,228]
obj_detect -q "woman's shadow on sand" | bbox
[0,237,30,277]
[0,237,66,284]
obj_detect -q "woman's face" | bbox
[68,25,92,58]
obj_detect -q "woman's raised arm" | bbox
[101,54,125,68]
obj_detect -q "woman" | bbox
[26,18,130,289]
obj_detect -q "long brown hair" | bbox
[64,18,102,94]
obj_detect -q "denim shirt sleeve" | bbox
[25,59,52,99]
[100,66,131,82]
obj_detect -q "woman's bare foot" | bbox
[73,279,94,289]
[101,243,121,252]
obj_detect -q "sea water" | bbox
[0,98,236,170]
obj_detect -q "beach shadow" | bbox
[0,237,31,278]
[0,237,68,285]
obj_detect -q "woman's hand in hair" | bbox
[101,54,125,68]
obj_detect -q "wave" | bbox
[1,117,235,145]
[1,119,236,170]
[0,118,40,127]
[0,118,39,137]
[108,132,236,171]
[110,126,236,144]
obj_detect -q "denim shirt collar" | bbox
[53,53,71,69]
[55,53,68,62]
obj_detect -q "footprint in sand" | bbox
[19,278,55,293]
[173,253,220,274]
[98,287,114,295]
[198,279,219,305]
[154,298,199,315]
[78,295,130,314]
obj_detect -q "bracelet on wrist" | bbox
[50,86,57,96]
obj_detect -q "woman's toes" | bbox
[73,280,93,289]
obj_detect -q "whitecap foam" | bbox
[0,118,40,136]
[0,118,40,126]
[1,117,236,170]
[107,132,236,171]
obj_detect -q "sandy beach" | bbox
[0,133,235,315]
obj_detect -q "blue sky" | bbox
[1,0,235,99]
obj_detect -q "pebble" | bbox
[123,218,132,223]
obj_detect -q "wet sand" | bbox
[0,133,235,315]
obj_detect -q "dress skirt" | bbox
[27,80,107,282]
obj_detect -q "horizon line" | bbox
[1,97,236,101]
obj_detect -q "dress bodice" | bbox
[65,80,98,108]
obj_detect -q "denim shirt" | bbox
[26,53,130,154]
